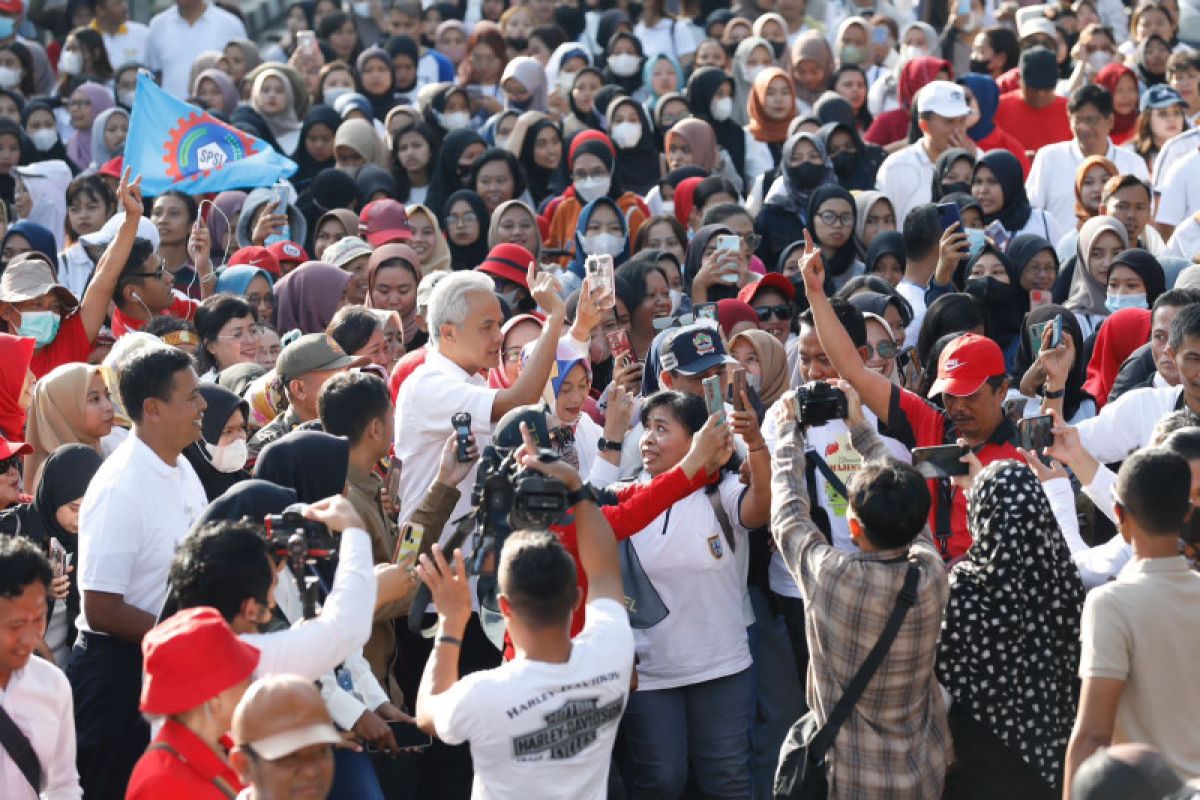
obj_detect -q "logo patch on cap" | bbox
[325,336,346,356]
[283,243,301,257]
[693,332,714,357]
[943,358,963,372]
[661,351,679,371]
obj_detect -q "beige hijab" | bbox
[487,200,543,261]
[24,363,101,493]
[406,204,453,274]
[729,329,788,407]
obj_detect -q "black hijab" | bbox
[686,66,744,179]
[568,134,627,200]
[814,95,882,190]
[964,245,1025,353]
[356,163,399,202]
[195,478,299,528]
[608,97,660,197]
[297,169,361,251]
[1012,303,1091,419]
[683,223,734,301]
[440,189,491,270]
[807,185,859,284]
[931,147,975,202]
[1110,248,1166,306]
[568,67,606,130]
[977,149,1033,232]
[423,84,471,140]
[424,127,487,220]
[865,230,907,276]
[21,99,72,168]
[231,105,284,156]
[184,384,251,502]
[600,30,644,96]
[384,35,421,93]
[292,104,341,191]
[596,10,631,66]
[1136,35,1169,86]
[357,47,398,122]
[253,430,350,504]
[518,118,564,207]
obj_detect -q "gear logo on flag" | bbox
[163,112,260,182]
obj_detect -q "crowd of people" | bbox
[1,0,1200,798]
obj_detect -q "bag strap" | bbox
[0,703,41,794]
[146,741,238,799]
[809,562,921,760]
[809,450,849,500]
[708,488,737,553]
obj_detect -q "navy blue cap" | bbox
[1141,83,1185,112]
[659,322,736,375]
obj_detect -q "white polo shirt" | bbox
[394,346,498,540]
[1075,384,1183,465]
[875,140,934,226]
[146,3,247,98]
[1026,139,1149,233]
[1151,127,1200,198]
[77,434,207,633]
[1155,149,1200,228]
[0,657,80,800]
[92,21,150,69]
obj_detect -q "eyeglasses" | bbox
[0,455,18,473]
[815,211,855,228]
[865,339,899,360]
[503,347,524,363]
[754,304,791,322]
[130,259,169,282]
[572,169,608,181]
[446,212,478,227]
[741,233,763,250]
[218,327,260,344]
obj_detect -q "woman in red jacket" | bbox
[959,73,1031,177]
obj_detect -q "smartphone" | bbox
[715,235,741,284]
[389,720,433,749]
[702,374,726,424]
[956,0,971,15]
[936,202,961,232]
[451,412,472,463]
[584,254,616,310]
[911,444,969,479]
[984,220,1010,251]
[732,367,749,413]
[605,328,634,366]
[1029,316,1063,355]
[694,302,718,322]
[393,522,425,564]
[297,30,318,56]
[1050,314,1063,349]
[48,537,67,579]
[1018,414,1054,451]
[266,182,290,245]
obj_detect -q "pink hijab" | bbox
[66,83,114,171]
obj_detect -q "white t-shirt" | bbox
[632,18,696,61]
[875,140,934,226]
[95,21,150,70]
[629,472,752,691]
[77,434,207,633]
[146,4,248,98]
[431,598,634,800]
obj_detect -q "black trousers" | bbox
[775,594,810,694]
[66,632,149,800]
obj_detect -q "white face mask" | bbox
[746,372,762,392]
[210,438,249,473]
[438,110,471,130]
[118,89,136,107]
[668,288,682,314]
[900,44,928,60]
[0,67,21,89]
[29,128,56,151]
[744,65,766,83]
[58,50,82,76]
[661,200,675,216]
[608,53,640,77]
[1088,51,1114,72]
[575,174,611,202]
[711,97,734,121]
[583,231,625,257]
[323,86,352,105]
[557,71,577,93]
[352,1,371,17]
[611,121,641,148]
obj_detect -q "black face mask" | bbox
[506,36,528,51]
[831,151,857,177]
[968,58,991,74]
[940,181,971,197]
[787,162,826,189]
[723,40,739,58]
[770,40,787,59]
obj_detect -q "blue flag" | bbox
[125,74,296,197]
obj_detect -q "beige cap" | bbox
[232,675,343,760]
[0,253,77,308]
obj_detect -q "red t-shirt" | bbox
[886,385,1022,561]
[976,125,1032,177]
[112,294,199,338]
[29,312,92,379]
[388,346,428,401]
[993,92,1072,153]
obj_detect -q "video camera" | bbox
[263,504,338,620]
[792,381,849,428]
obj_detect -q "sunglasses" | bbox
[755,304,792,322]
[865,340,899,360]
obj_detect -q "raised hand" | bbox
[798,229,825,299]
[187,219,212,264]
[302,495,366,533]
[116,167,143,219]
[603,383,635,441]
[571,277,606,340]
[729,385,765,450]
[416,544,472,629]
[832,379,864,427]
[514,421,584,490]
[1037,320,1075,392]
[680,413,735,479]
[935,221,969,284]
[527,260,564,319]
[436,430,479,488]
[250,199,287,246]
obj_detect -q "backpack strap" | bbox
[707,487,737,554]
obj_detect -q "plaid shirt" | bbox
[771,418,951,799]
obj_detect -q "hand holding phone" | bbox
[936,202,961,232]
[732,367,749,413]
[702,374,726,425]
[605,328,633,367]
[451,413,472,463]
[585,254,616,310]
[1018,414,1054,452]
[912,444,970,479]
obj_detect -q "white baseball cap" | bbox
[1018,17,1058,43]
[916,81,970,118]
[80,212,161,250]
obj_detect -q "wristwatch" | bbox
[566,483,597,507]
[1040,385,1065,399]
[597,437,622,452]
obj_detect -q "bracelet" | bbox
[1041,386,1065,399]
[436,635,462,648]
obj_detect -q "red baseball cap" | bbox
[140,607,260,715]
[267,240,309,271]
[227,246,281,278]
[737,273,795,306]
[928,333,1006,398]
[478,243,533,288]
[98,156,123,180]
[0,2,22,16]
[0,438,31,460]
[359,199,412,247]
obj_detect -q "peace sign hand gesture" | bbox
[798,229,826,300]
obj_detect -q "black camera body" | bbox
[793,381,849,428]
[263,504,337,560]
[470,446,571,573]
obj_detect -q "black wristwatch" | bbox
[566,483,597,507]
[597,437,622,452]
[1041,386,1065,399]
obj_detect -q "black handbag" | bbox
[774,562,921,800]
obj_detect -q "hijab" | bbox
[227,39,264,82]
[964,245,1024,349]
[232,105,283,156]
[406,204,453,273]
[0,334,32,443]
[253,429,349,504]
[215,265,274,297]
[440,189,490,270]
[1013,303,1091,420]
[1135,35,1169,86]
[33,444,101,545]
[765,131,834,219]
[728,329,787,407]
[865,230,906,276]
[606,97,660,197]
[1095,63,1140,142]
[567,67,605,130]
[334,117,383,168]
[2,222,57,272]
[425,128,487,221]
[65,83,113,171]
[274,261,352,334]
[384,35,421,94]
[20,100,70,165]
[486,314,543,389]
[732,37,773,126]
[251,67,303,152]
[209,191,247,261]
[600,31,645,97]
[958,73,1000,141]
[501,56,548,113]
[898,56,951,113]
[185,383,251,501]
[292,104,341,189]
[1066,215,1129,318]
[930,147,975,202]
[487,199,542,260]
[299,173,360,246]
[686,66,744,177]
[641,53,684,107]
[1110,248,1165,306]
[1073,156,1119,229]
[664,117,718,173]
[790,31,834,109]
[510,114,563,206]
[939,460,1085,787]
[1006,233,1058,299]
[807,184,860,285]
[747,67,795,144]
[683,224,734,299]
[88,107,128,168]
[14,164,71,252]
[193,68,239,117]
[194,478,298,529]
[1082,306,1151,407]
[570,196,630,277]
[356,46,397,122]
[356,163,398,202]
[366,243,422,342]
[568,133,627,201]
[23,362,101,493]
[977,149,1032,232]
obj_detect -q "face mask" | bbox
[18,310,60,347]
[29,128,57,151]
[968,58,991,74]
[211,438,249,473]
[787,162,826,189]
[118,89,136,107]
[575,175,611,202]
[900,44,928,60]
[668,288,682,314]
[323,86,351,105]
[582,231,625,257]
[58,50,82,76]
[661,200,675,216]
[507,96,531,111]
[745,64,766,83]
[0,66,20,89]
[608,53,641,77]
[840,45,866,65]
[711,97,733,121]
[940,181,971,197]
[770,40,787,59]
[831,151,857,177]
[506,36,528,51]
[438,110,471,130]
[611,121,641,148]
[745,372,762,392]
[1088,51,1113,72]
[0,17,14,40]
[352,1,371,16]
[494,134,510,149]
[557,71,578,93]
[1105,292,1148,313]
